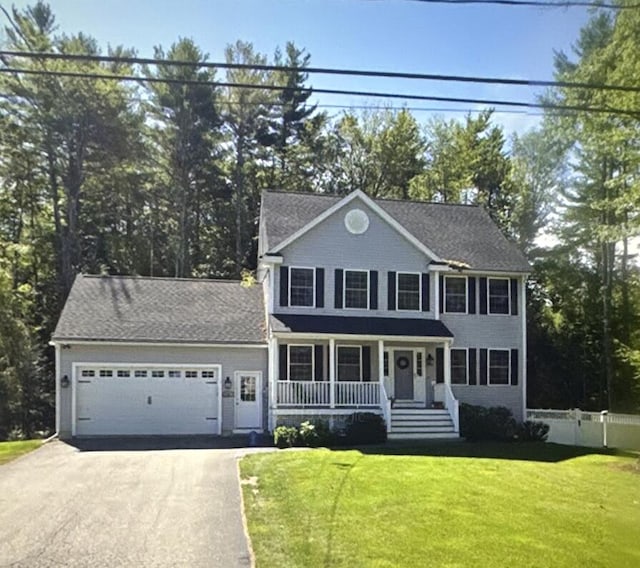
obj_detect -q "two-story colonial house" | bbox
[52,189,529,439]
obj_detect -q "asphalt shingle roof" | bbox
[261,191,530,273]
[52,275,266,344]
[271,314,453,338]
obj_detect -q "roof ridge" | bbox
[262,188,481,208]
[80,274,244,284]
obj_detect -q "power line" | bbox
[375,0,637,8]
[0,66,636,118]
[2,49,640,95]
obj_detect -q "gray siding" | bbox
[58,343,267,438]
[275,197,435,319]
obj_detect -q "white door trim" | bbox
[234,371,263,433]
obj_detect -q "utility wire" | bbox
[0,65,636,118]
[3,49,640,95]
[371,0,637,8]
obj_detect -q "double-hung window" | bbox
[451,349,468,385]
[488,278,510,314]
[288,345,314,381]
[445,276,467,313]
[289,267,315,307]
[344,270,369,309]
[337,346,362,381]
[488,350,510,385]
[397,273,420,311]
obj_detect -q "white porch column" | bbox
[329,338,336,409]
[268,337,278,431]
[434,272,440,320]
[443,340,451,386]
[378,340,385,384]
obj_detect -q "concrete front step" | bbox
[388,432,460,440]
[391,419,453,428]
[391,408,450,415]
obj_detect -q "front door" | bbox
[394,351,414,400]
[235,372,262,430]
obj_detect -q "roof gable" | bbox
[53,275,266,344]
[261,190,530,273]
[268,190,441,260]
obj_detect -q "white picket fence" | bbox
[527,409,640,450]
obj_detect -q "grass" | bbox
[240,443,640,568]
[0,440,42,465]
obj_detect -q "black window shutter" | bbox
[479,277,488,314]
[511,349,519,385]
[479,348,488,385]
[362,346,371,381]
[468,277,477,314]
[510,278,519,316]
[279,266,289,307]
[334,269,343,309]
[315,268,325,308]
[279,345,288,380]
[439,275,444,314]
[435,348,444,383]
[468,349,477,385]
[387,271,396,310]
[315,345,324,381]
[421,273,430,312]
[369,271,378,310]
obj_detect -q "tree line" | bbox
[0,1,638,438]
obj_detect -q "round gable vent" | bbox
[344,209,369,235]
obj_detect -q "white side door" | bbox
[234,371,262,431]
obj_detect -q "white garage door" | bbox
[74,365,221,436]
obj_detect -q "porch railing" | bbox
[276,380,380,407]
[380,382,392,433]
[435,382,459,433]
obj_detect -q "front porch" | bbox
[268,333,460,437]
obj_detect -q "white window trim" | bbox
[488,277,511,316]
[396,271,422,312]
[450,347,469,386]
[343,269,370,310]
[336,344,363,382]
[287,344,315,381]
[444,275,468,314]
[488,348,511,386]
[288,266,316,308]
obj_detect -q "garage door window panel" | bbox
[152,370,165,378]
[99,370,113,378]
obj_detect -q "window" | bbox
[240,376,257,402]
[397,273,421,311]
[81,370,95,378]
[290,267,315,307]
[451,349,468,385]
[99,370,113,378]
[416,351,423,377]
[489,278,510,314]
[117,370,130,378]
[383,352,389,377]
[201,371,216,379]
[134,370,148,378]
[168,370,181,378]
[289,346,314,381]
[489,350,510,385]
[445,276,467,313]
[344,270,368,309]
[151,370,165,378]
[185,371,198,378]
[337,346,362,381]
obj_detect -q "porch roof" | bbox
[270,314,453,338]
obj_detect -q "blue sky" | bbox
[6,0,591,135]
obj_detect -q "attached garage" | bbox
[52,275,267,438]
[73,365,222,436]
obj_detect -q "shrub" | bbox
[517,420,550,442]
[460,404,517,442]
[274,425,298,448]
[298,421,319,447]
[344,412,387,445]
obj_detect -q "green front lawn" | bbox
[240,443,640,567]
[0,440,42,465]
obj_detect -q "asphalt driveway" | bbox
[0,439,268,567]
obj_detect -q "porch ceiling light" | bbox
[60,375,70,388]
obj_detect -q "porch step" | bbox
[389,408,458,440]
